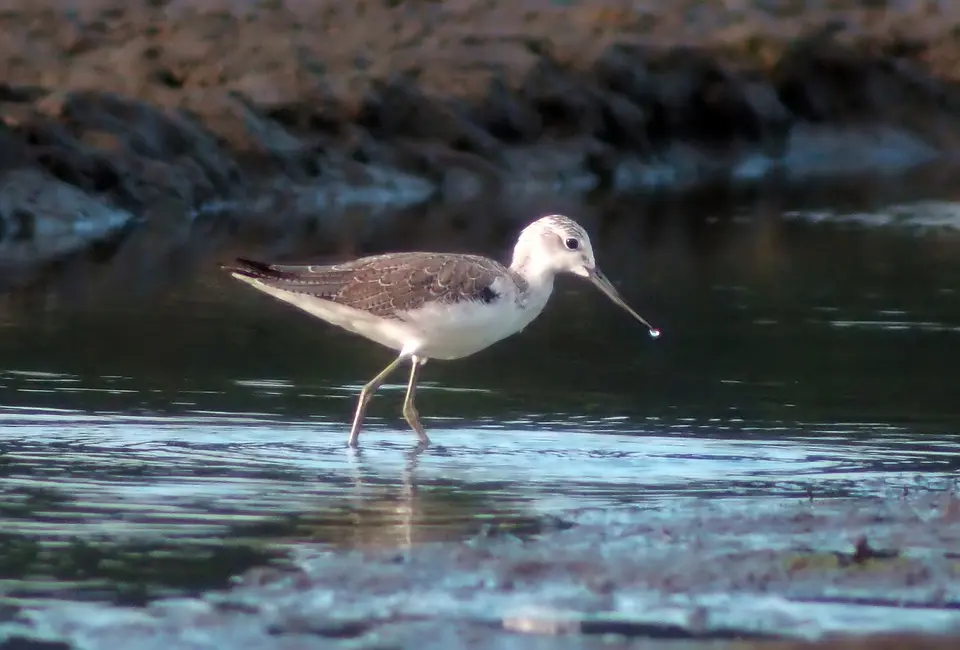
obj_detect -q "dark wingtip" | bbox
[220,257,279,280]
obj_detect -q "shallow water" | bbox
[1,179,959,609]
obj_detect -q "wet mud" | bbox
[5,0,960,262]
[2,490,959,649]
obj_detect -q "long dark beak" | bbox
[588,269,661,339]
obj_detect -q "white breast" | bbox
[399,276,553,360]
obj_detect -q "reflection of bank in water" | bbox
[0,443,562,605]
[0,169,135,284]
[0,526,281,607]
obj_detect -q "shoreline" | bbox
[3,0,960,261]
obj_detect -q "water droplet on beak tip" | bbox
[649,328,661,339]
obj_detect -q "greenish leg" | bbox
[347,355,406,448]
[402,355,430,446]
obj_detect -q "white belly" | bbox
[399,298,543,360]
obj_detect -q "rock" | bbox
[520,56,604,140]
[472,73,542,144]
[357,74,502,160]
[0,167,134,267]
[593,43,656,107]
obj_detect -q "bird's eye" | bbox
[564,238,580,250]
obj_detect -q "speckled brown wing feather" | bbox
[224,253,521,319]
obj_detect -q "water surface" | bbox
[1,179,959,605]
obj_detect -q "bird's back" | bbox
[223,252,525,321]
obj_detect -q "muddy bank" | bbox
[5,0,960,260]
[2,491,959,649]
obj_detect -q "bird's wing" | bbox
[223,252,515,319]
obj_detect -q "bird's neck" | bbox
[509,252,556,300]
